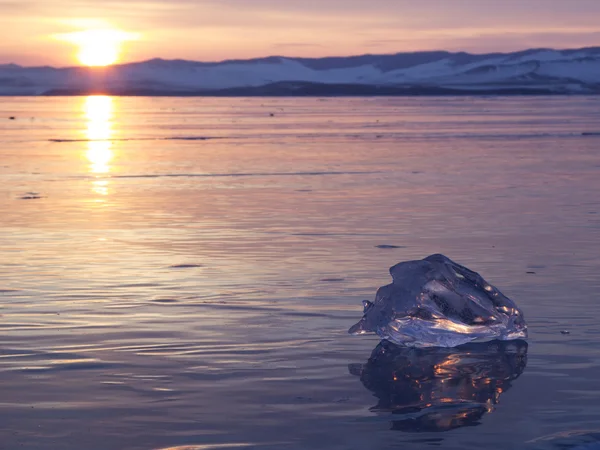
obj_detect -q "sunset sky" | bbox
[2,0,600,67]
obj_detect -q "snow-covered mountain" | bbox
[1,47,600,95]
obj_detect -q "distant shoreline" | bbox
[3,47,599,96]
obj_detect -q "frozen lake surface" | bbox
[1,96,600,449]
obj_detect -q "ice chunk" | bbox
[348,254,527,347]
[349,339,528,432]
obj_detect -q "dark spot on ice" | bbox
[561,330,570,335]
[19,192,42,200]
[320,278,345,282]
[169,264,203,269]
[151,298,178,304]
[168,136,212,141]
[526,271,536,274]
[348,363,362,376]
[9,116,15,120]
[376,245,405,249]
[269,113,275,117]
[582,132,600,136]
[295,189,312,192]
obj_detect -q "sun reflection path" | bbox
[84,95,113,176]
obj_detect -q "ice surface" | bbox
[348,254,528,347]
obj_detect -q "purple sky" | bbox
[1,0,599,66]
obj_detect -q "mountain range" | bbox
[2,47,600,96]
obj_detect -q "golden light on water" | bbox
[57,28,138,67]
[84,95,113,175]
[92,180,109,196]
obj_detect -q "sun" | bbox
[77,30,120,66]
[58,29,137,67]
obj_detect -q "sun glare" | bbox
[84,95,113,174]
[59,29,137,67]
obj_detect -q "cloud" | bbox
[362,29,600,54]
[271,43,326,50]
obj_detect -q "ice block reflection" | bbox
[349,339,527,432]
[84,95,113,174]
